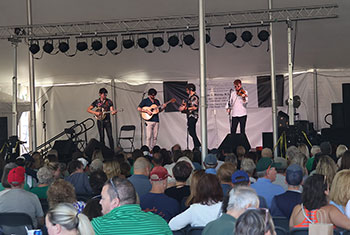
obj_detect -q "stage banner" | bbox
[163,81,188,112]
[257,75,285,107]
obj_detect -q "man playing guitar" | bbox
[225,79,248,135]
[87,88,118,150]
[138,88,166,149]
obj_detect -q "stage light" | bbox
[206,34,210,44]
[152,37,164,47]
[92,39,103,51]
[58,41,69,53]
[258,30,270,42]
[106,39,117,51]
[77,41,88,51]
[183,34,195,46]
[43,41,54,54]
[241,31,253,42]
[122,39,134,49]
[225,32,237,43]
[168,35,179,47]
[137,37,149,48]
[29,42,40,54]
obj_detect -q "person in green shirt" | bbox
[30,166,54,199]
[92,177,172,235]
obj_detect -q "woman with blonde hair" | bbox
[330,169,350,216]
[315,155,338,188]
[103,160,121,179]
[185,170,205,207]
[46,203,94,235]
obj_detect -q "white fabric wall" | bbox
[35,70,350,151]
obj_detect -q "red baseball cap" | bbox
[8,166,25,186]
[150,166,170,181]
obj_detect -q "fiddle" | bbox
[236,88,247,101]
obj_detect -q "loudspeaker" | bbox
[84,138,114,161]
[262,132,273,149]
[342,84,350,128]
[218,134,251,153]
[331,103,344,128]
[52,140,77,163]
[0,117,8,149]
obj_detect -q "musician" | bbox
[138,88,166,149]
[179,83,201,149]
[225,79,248,135]
[87,88,117,150]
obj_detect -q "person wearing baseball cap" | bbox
[204,154,218,175]
[140,166,180,222]
[251,157,285,208]
[0,166,44,229]
[270,164,303,219]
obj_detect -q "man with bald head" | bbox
[128,157,152,197]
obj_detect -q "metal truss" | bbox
[0,4,338,40]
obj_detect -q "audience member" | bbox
[140,166,180,221]
[89,170,108,196]
[329,169,350,216]
[91,177,172,235]
[83,197,103,221]
[235,209,276,235]
[185,170,206,207]
[204,154,218,174]
[45,161,61,179]
[65,160,92,196]
[103,160,121,179]
[32,151,44,170]
[46,203,94,235]
[315,155,338,188]
[151,152,163,167]
[119,161,131,178]
[336,145,348,167]
[261,148,273,158]
[127,157,151,198]
[0,166,44,227]
[169,174,223,230]
[306,145,321,173]
[241,158,256,183]
[203,186,259,235]
[339,150,350,171]
[90,159,103,173]
[92,149,104,162]
[251,158,284,208]
[270,164,302,219]
[297,143,310,159]
[0,162,26,192]
[30,166,54,199]
[165,161,192,209]
[217,162,236,195]
[47,179,86,213]
[289,174,350,229]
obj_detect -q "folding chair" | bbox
[0,212,34,235]
[117,125,136,152]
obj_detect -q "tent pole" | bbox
[313,69,319,130]
[11,40,19,136]
[268,0,278,158]
[27,0,37,151]
[287,20,295,125]
[199,0,208,162]
[111,79,118,150]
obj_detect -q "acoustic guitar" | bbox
[141,98,176,121]
[94,108,124,120]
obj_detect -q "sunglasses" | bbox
[109,178,120,199]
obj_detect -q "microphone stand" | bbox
[140,92,146,146]
[42,100,48,145]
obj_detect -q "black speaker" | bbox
[0,117,8,150]
[218,134,251,153]
[84,138,114,161]
[262,132,273,149]
[342,84,350,128]
[52,140,77,163]
[331,103,344,128]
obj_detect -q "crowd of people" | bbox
[0,140,350,235]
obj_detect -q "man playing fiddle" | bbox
[225,79,248,135]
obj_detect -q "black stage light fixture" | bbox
[122,39,134,49]
[106,39,118,51]
[29,42,40,54]
[43,41,54,54]
[58,41,69,53]
[168,35,179,47]
[77,41,88,51]
[241,31,253,42]
[183,34,195,46]
[206,34,210,44]
[137,37,149,48]
[258,30,270,42]
[152,37,164,47]
[92,39,103,51]
[225,32,237,43]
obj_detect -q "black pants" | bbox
[231,115,247,135]
[188,117,201,148]
[97,120,114,151]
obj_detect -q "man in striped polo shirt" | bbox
[92,177,172,235]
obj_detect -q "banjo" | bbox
[141,98,176,121]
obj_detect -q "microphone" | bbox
[42,100,48,106]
